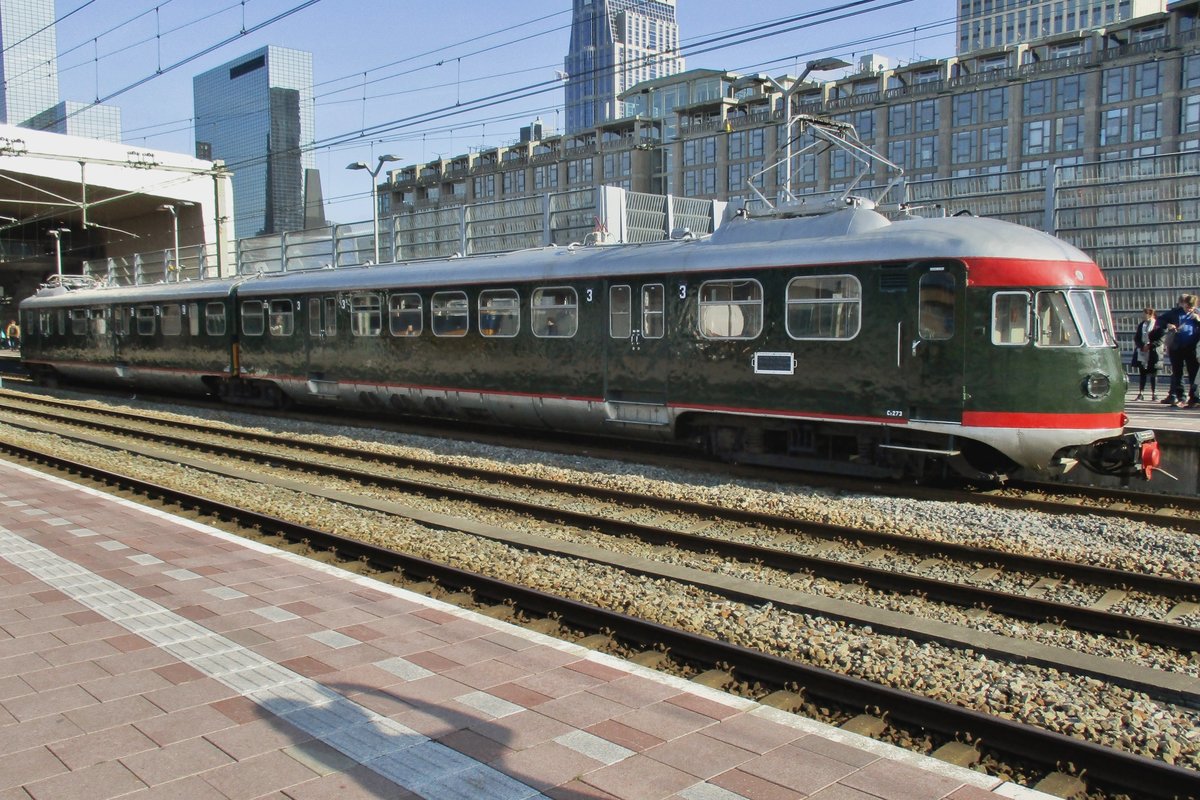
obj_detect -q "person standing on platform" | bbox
[1151,294,1200,407]
[4,320,17,350]
[1132,306,1160,401]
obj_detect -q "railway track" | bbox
[1,391,1197,653]
[0,429,1197,799]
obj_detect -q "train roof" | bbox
[20,208,1097,308]
[20,275,253,309]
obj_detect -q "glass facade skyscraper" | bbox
[194,46,315,239]
[564,0,684,133]
[0,0,60,126]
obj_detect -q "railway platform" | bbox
[0,459,1046,800]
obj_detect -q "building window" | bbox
[888,139,912,169]
[952,93,977,126]
[982,126,1007,160]
[1182,95,1200,135]
[1055,115,1083,151]
[982,88,1008,121]
[1023,80,1049,115]
[1133,102,1162,141]
[1134,61,1163,99]
[533,164,558,189]
[1101,107,1129,146]
[1055,74,1084,111]
[1184,55,1200,90]
[888,103,911,136]
[914,136,937,169]
[728,130,747,160]
[914,99,938,132]
[1022,120,1050,155]
[1102,67,1129,104]
[952,130,977,164]
[566,158,593,185]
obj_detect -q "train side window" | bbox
[324,297,337,336]
[991,292,1030,345]
[698,279,762,339]
[478,289,518,337]
[786,275,861,340]
[205,303,226,336]
[162,304,182,336]
[136,306,156,336]
[92,309,108,336]
[432,291,469,337]
[918,272,956,340]
[532,286,577,337]
[39,311,52,336]
[69,309,87,335]
[642,284,664,339]
[308,298,321,336]
[241,301,265,336]
[350,292,382,336]
[269,299,293,336]
[1035,291,1081,347]
[389,293,423,336]
[114,308,129,336]
[610,285,631,339]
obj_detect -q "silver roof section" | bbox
[22,209,1093,306]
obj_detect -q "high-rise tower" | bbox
[0,0,60,126]
[564,0,684,133]
[193,46,317,238]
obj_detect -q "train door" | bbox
[305,295,340,379]
[897,261,966,422]
[603,282,671,426]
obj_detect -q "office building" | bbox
[0,0,59,126]
[0,0,122,140]
[958,0,1167,52]
[564,0,684,133]
[194,45,316,238]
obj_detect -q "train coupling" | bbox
[1076,429,1163,481]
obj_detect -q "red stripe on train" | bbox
[962,410,1125,429]
[965,257,1105,288]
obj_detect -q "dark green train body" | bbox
[19,206,1159,481]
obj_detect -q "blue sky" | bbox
[53,0,956,224]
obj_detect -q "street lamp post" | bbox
[346,154,400,265]
[47,227,70,277]
[159,204,180,277]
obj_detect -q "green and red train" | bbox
[18,204,1159,481]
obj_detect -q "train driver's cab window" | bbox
[642,284,664,339]
[786,275,861,340]
[610,285,631,339]
[69,309,87,335]
[389,293,422,336]
[161,304,182,336]
[1035,291,1081,347]
[432,292,469,336]
[478,289,519,337]
[351,292,382,336]
[241,301,265,336]
[1066,290,1116,347]
[205,303,226,336]
[918,271,956,340]
[991,292,1031,345]
[268,299,294,336]
[532,287,577,337]
[698,279,763,339]
[136,305,157,336]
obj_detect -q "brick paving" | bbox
[0,460,1045,800]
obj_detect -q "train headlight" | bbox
[1084,372,1111,399]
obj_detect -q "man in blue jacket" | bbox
[1151,294,1200,407]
